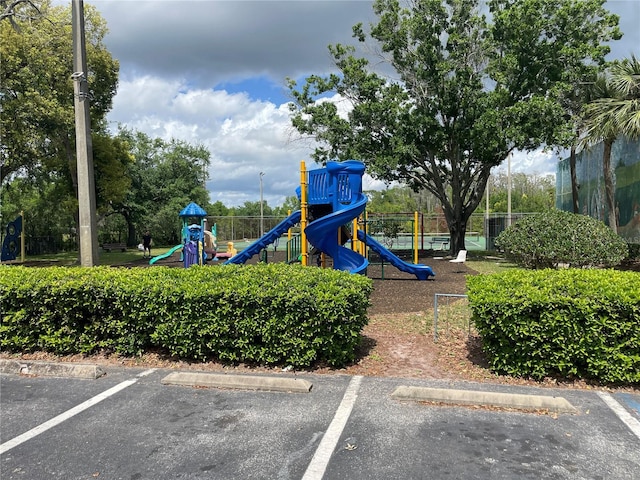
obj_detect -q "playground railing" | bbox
[287,234,303,263]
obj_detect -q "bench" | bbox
[102,243,127,252]
[429,237,450,250]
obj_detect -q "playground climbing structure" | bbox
[226,160,435,280]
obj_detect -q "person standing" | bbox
[142,231,152,258]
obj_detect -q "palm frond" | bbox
[609,54,640,98]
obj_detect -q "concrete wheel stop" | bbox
[161,371,313,393]
[391,386,578,414]
[0,359,106,379]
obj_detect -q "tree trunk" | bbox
[569,145,580,214]
[440,165,491,256]
[448,219,467,256]
[602,138,617,233]
[121,209,137,247]
[442,201,472,256]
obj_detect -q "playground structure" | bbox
[1,212,25,263]
[149,202,220,267]
[225,160,435,280]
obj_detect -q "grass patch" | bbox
[16,246,179,267]
[466,257,516,275]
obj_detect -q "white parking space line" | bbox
[0,369,156,455]
[597,391,640,441]
[302,375,362,480]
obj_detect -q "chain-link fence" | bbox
[432,293,472,341]
[2,212,536,256]
[207,216,295,243]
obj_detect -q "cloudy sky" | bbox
[82,0,639,208]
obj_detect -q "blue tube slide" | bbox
[356,230,435,280]
[224,210,302,265]
[305,193,369,274]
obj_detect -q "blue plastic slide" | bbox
[357,230,435,280]
[149,244,183,265]
[305,193,369,274]
[224,210,302,265]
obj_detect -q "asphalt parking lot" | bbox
[1,365,639,480]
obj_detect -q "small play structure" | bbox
[180,202,208,268]
[1,213,24,263]
[149,202,220,267]
[225,160,435,280]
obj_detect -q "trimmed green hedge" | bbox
[467,269,640,383]
[0,264,373,367]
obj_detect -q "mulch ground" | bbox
[141,247,470,316]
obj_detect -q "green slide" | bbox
[149,244,183,265]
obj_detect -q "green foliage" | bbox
[0,264,372,367]
[482,172,556,213]
[583,55,640,146]
[367,217,402,248]
[0,177,78,253]
[272,195,301,217]
[108,128,212,246]
[288,0,620,253]
[627,243,640,260]
[0,1,119,182]
[0,1,122,251]
[495,210,628,268]
[468,269,640,383]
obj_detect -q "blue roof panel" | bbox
[179,202,207,217]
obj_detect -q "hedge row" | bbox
[0,264,373,367]
[467,269,640,383]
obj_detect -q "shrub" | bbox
[495,210,628,269]
[0,264,372,367]
[627,243,640,260]
[467,269,640,383]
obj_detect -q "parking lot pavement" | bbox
[1,367,639,480]
[617,392,640,419]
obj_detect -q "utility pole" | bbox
[72,0,98,266]
[485,172,490,220]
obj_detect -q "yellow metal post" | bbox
[352,218,358,251]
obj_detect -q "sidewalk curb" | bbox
[391,386,578,414]
[0,359,106,379]
[161,371,313,393]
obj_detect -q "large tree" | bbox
[0,0,119,195]
[581,55,640,234]
[111,128,211,246]
[288,0,620,253]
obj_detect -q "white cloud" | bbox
[498,149,558,177]
[109,77,317,206]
